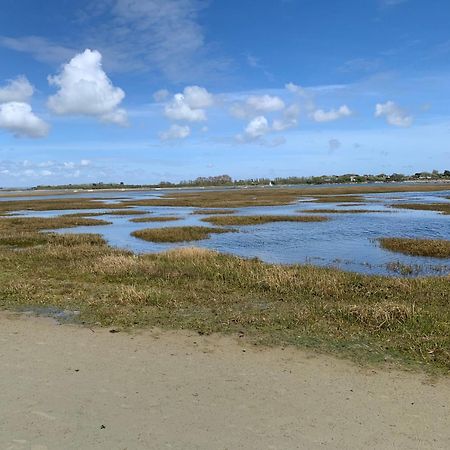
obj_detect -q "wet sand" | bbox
[0,311,449,450]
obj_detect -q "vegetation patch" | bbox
[192,209,238,215]
[0,216,110,248]
[392,203,450,215]
[130,216,182,223]
[131,226,235,242]
[379,238,450,258]
[202,214,328,226]
[301,209,384,214]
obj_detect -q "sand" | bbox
[0,311,449,450]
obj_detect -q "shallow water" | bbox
[5,186,450,277]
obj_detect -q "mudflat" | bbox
[1,312,449,450]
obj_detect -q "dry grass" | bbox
[0,198,126,214]
[130,216,182,223]
[379,238,450,258]
[201,215,328,226]
[393,203,450,215]
[63,209,147,218]
[192,209,238,215]
[301,209,384,214]
[132,226,235,242]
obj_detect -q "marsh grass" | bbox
[393,203,450,215]
[0,224,449,372]
[0,198,126,214]
[192,209,238,215]
[301,209,385,214]
[201,215,328,226]
[131,226,235,242]
[379,238,450,258]
[63,209,148,218]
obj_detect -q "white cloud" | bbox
[246,95,285,113]
[285,82,307,96]
[272,104,299,131]
[153,89,170,102]
[80,159,91,166]
[375,101,412,127]
[244,115,270,139]
[182,86,213,109]
[47,49,128,125]
[164,86,213,122]
[159,124,191,140]
[0,76,34,103]
[0,102,49,138]
[311,105,352,122]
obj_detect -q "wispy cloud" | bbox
[0,0,230,83]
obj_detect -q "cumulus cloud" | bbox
[311,105,352,122]
[246,95,285,113]
[237,115,271,142]
[374,101,412,127]
[0,102,49,138]
[164,86,213,122]
[47,49,128,125]
[159,124,191,140]
[0,76,34,102]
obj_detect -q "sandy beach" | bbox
[1,311,449,450]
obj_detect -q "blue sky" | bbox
[0,0,449,186]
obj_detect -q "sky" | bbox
[0,0,449,187]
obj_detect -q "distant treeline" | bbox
[33,170,450,190]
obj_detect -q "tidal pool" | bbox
[6,187,450,276]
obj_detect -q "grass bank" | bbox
[379,238,450,258]
[393,203,450,215]
[301,209,385,214]
[0,220,448,372]
[132,226,235,242]
[202,215,328,226]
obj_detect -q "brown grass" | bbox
[301,209,384,214]
[131,226,235,242]
[192,209,238,215]
[379,238,450,258]
[393,203,450,215]
[130,216,182,223]
[201,215,328,226]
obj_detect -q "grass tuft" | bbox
[392,203,450,215]
[379,238,450,258]
[201,215,328,226]
[131,226,235,242]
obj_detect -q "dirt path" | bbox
[0,312,449,450]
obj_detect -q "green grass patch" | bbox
[379,238,450,258]
[202,214,328,226]
[131,226,235,242]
